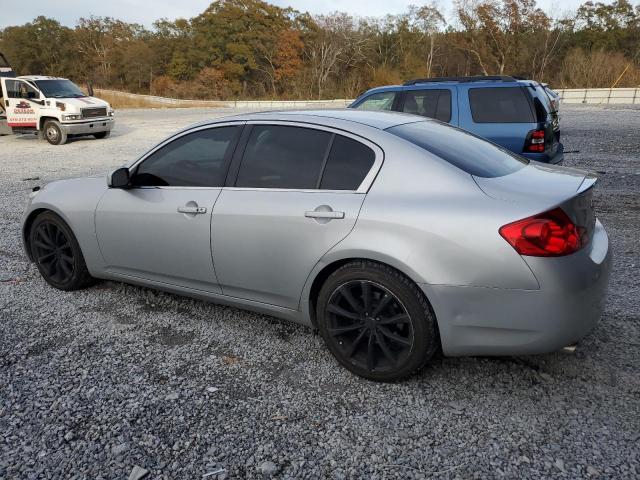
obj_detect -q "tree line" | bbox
[1,0,639,100]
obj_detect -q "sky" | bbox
[0,0,591,29]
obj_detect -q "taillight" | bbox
[499,208,585,257]
[525,129,545,152]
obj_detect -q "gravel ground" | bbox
[0,105,639,479]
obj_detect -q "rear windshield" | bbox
[386,120,528,178]
[469,87,535,123]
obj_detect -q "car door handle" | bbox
[177,205,207,214]
[305,210,345,219]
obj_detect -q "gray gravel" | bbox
[1,105,639,479]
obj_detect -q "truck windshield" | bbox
[34,79,86,98]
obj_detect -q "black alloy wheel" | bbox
[317,261,439,381]
[29,211,96,290]
[326,280,414,373]
[33,221,75,284]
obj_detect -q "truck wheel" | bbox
[93,131,110,139]
[43,120,67,145]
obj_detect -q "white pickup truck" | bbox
[0,53,115,145]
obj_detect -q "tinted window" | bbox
[34,79,85,98]
[402,89,452,122]
[353,91,396,111]
[469,87,535,123]
[236,125,331,189]
[5,80,38,99]
[133,127,238,187]
[320,135,376,190]
[386,121,528,178]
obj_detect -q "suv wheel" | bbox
[317,260,439,381]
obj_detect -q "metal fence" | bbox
[95,89,353,109]
[96,87,640,108]
[556,88,640,104]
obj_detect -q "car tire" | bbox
[29,211,97,291]
[317,260,439,381]
[43,120,67,145]
[93,131,110,139]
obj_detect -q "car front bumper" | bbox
[422,218,611,356]
[61,117,114,135]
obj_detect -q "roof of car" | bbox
[18,75,66,81]
[216,109,424,130]
[356,76,538,99]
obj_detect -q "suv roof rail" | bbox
[403,75,517,86]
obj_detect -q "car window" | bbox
[468,87,535,123]
[5,80,38,99]
[236,125,332,189]
[353,91,396,111]
[132,126,239,187]
[320,135,376,190]
[386,120,528,178]
[401,89,452,122]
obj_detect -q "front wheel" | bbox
[29,211,97,290]
[93,131,110,139]
[317,261,439,382]
[43,120,67,145]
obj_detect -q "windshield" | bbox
[386,120,528,178]
[34,79,86,98]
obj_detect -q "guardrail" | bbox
[95,89,353,109]
[97,87,640,108]
[556,88,640,104]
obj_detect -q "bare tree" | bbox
[410,3,446,77]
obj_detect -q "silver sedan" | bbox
[22,110,611,381]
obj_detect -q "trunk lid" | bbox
[474,162,598,244]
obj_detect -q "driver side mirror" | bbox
[109,167,130,188]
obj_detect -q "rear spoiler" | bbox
[577,173,597,194]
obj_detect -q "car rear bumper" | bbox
[422,218,611,356]
[61,118,114,135]
[521,142,564,165]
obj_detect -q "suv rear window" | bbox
[469,87,535,123]
[386,121,528,178]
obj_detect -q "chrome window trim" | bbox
[126,119,384,194]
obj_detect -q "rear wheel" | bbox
[29,211,96,290]
[317,261,439,381]
[43,120,67,145]
[93,131,110,139]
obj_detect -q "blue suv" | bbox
[349,76,563,164]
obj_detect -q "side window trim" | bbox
[128,121,245,189]
[316,133,336,189]
[225,120,384,194]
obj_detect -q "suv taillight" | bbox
[499,208,584,257]
[525,129,545,153]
